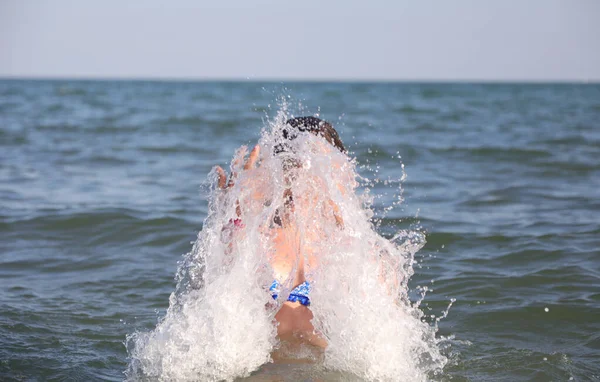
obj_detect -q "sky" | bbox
[1,0,599,81]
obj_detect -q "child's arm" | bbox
[328,198,344,229]
[215,145,260,250]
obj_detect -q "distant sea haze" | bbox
[0,79,598,380]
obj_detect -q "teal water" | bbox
[1,80,599,381]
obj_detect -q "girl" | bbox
[215,117,347,349]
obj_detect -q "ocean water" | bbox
[0,79,599,381]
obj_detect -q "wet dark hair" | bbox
[274,116,345,154]
[272,116,345,227]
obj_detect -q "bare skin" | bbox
[214,138,401,361]
[215,145,329,349]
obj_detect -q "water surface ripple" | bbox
[1,80,599,381]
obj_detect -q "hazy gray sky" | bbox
[1,0,598,81]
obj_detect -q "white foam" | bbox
[126,108,447,381]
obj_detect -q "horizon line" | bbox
[1,74,599,85]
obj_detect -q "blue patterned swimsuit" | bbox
[269,280,311,306]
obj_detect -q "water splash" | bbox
[126,106,447,381]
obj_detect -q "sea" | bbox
[0,79,599,381]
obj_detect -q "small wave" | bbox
[534,158,598,174]
[0,101,21,113]
[2,209,135,229]
[446,347,578,381]
[440,109,473,122]
[0,130,29,146]
[43,103,68,113]
[3,209,193,248]
[82,155,134,166]
[394,105,438,114]
[35,123,82,132]
[54,86,87,96]
[537,135,592,146]
[432,145,553,161]
[137,145,206,155]
[420,88,443,99]
[89,124,142,134]
[159,115,210,126]
[424,232,465,247]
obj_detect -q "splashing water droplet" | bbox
[126,104,446,381]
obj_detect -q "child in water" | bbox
[214,116,347,349]
[128,116,438,381]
